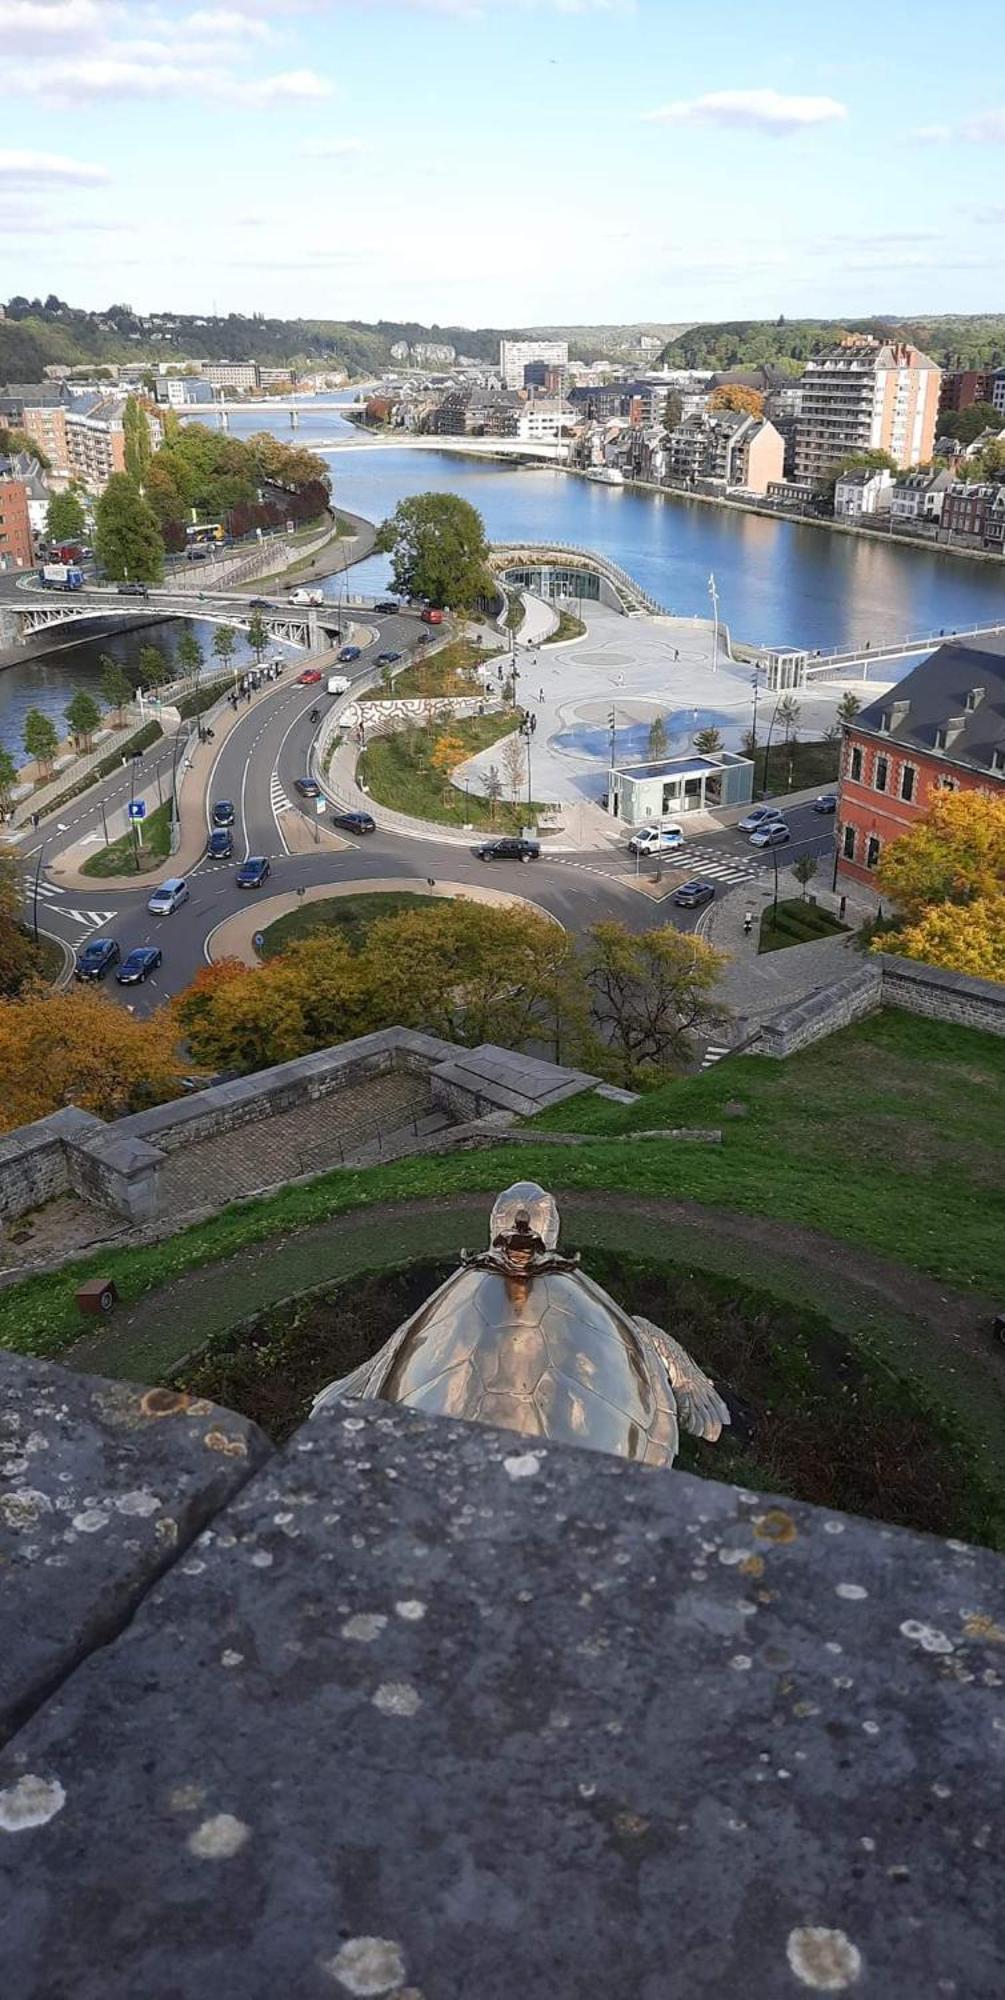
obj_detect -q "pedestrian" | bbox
[674,648,679,662]
[538,687,544,702]
[743,909,753,937]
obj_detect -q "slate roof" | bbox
[855,637,1005,777]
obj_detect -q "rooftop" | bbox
[855,636,1005,774]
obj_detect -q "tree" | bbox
[581,922,727,1088]
[247,610,268,664]
[175,631,204,686]
[709,385,765,418]
[0,986,184,1131]
[500,730,526,805]
[379,659,396,697]
[213,624,237,676]
[875,789,1005,928]
[777,695,801,744]
[662,391,683,433]
[741,726,758,757]
[122,394,152,485]
[375,492,491,611]
[647,715,669,760]
[45,489,86,544]
[939,402,999,446]
[792,855,818,901]
[892,896,1005,982]
[693,725,724,754]
[0,746,18,819]
[836,691,861,728]
[100,656,133,725]
[816,449,898,502]
[483,764,503,824]
[23,708,59,779]
[94,473,164,583]
[136,645,166,691]
[0,425,50,471]
[0,855,41,996]
[65,690,101,752]
[430,732,466,801]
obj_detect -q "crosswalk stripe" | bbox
[700,1045,731,1070]
[62,908,116,930]
[270,773,292,813]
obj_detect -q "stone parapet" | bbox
[751,954,1005,1059]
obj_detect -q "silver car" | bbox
[147,876,190,916]
[738,805,786,833]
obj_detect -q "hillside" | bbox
[661,315,1005,373]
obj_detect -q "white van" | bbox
[627,823,685,857]
[326,674,350,696]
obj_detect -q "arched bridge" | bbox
[6,584,351,650]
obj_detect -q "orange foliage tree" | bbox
[0,987,185,1131]
[709,385,765,419]
[875,789,1005,980]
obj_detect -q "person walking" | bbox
[743,909,753,937]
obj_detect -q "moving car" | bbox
[376,649,402,666]
[116,946,163,985]
[812,794,837,815]
[627,824,684,857]
[338,645,361,663]
[116,581,149,599]
[326,674,349,696]
[289,588,324,607]
[74,937,120,981]
[749,821,791,848]
[147,877,190,915]
[236,856,271,889]
[298,668,323,686]
[475,836,540,863]
[331,809,376,835]
[208,828,233,859]
[295,778,322,798]
[374,599,399,614]
[738,805,786,834]
[673,881,716,909]
[421,607,444,625]
[249,597,275,609]
[212,801,235,827]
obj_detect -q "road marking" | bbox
[700,1044,731,1070]
[63,908,117,930]
[270,772,292,815]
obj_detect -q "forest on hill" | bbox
[661,315,1005,373]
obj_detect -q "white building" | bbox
[833,467,894,518]
[202,362,258,392]
[499,339,569,391]
[516,401,572,442]
[888,469,953,523]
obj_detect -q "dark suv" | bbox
[208,828,233,859]
[475,836,540,863]
[75,937,120,981]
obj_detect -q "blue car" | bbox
[338,645,361,664]
[116,946,162,985]
[212,800,235,827]
[236,857,271,889]
[75,937,120,981]
[208,828,233,859]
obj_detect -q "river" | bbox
[3,393,1003,756]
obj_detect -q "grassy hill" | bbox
[661,314,1005,373]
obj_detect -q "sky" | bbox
[3,0,1005,328]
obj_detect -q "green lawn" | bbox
[543,609,586,644]
[759,896,850,953]
[261,890,437,957]
[370,638,499,701]
[362,713,547,829]
[81,798,173,877]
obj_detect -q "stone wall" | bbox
[879,954,1005,1035]
[752,953,1005,1058]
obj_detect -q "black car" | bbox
[294,777,322,798]
[376,650,402,666]
[212,800,235,827]
[812,794,838,815]
[236,856,271,889]
[208,828,233,859]
[116,581,149,598]
[116,946,162,985]
[475,836,540,863]
[249,597,275,609]
[374,599,399,614]
[331,809,376,835]
[673,881,716,909]
[75,937,120,981]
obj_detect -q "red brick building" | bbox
[0,472,34,571]
[837,638,1005,888]
[938,369,994,417]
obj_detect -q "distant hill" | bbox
[661,316,1005,374]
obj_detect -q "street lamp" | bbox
[750,669,760,758]
[708,572,720,675]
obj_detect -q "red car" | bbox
[298,668,323,686]
[421,607,444,625]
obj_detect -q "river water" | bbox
[3,393,1003,755]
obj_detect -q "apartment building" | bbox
[939,369,994,416]
[498,339,569,391]
[666,411,784,494]
[833,467,893,518]
[888,469,953,524]
[20,393,160,494]
[202,361,259,392]
[992,369,1005,415]
[836,638,1005,888]
[515,400,572,442]
[0,466,34,570]
[794,337,940,484]
[940,482,1004,548]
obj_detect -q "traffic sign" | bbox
[128,801,146,821]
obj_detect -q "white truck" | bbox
[40,563,84,591]
[627,823,685,857]
[289,587,324,607]
[326,674,350,696]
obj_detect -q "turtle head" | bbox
[489,1182,560,1267]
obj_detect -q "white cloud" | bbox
[908,124,953,143]
[182,8,273,34]
[0,147,111,185]
[299,137,366,158]
[911,109,1005,144]
[1,0,110,51]
[231,67,331,104]
[10,56,332,105]
[642,88,847,135]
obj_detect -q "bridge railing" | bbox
[805,619,1005,669]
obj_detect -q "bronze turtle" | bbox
[313,1182,729,1469]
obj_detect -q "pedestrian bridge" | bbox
[493,543,669,617]
[801,619,1005,682]
[6,585,355,649]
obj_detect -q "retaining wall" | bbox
[752,954,1005,1058]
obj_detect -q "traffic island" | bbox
[206,879,564,967]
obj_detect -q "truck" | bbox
[40,563,84,591]
[52,542,84,564]
[627,823,685,857]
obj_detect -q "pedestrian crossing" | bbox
[25,881,116,932]
[661,842,759,885]
[700,1044,731,1071]
[270,772,292,815]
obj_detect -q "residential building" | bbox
[20,393,160,494]
[729,417,785,494]
[0,381,72,425]
[940,482,1000,548]
[515,400,572,442]
[665,411,784,494]
[153,376,214,407]
[499,339,568,392]
[836,636,1005,887]
[794,337,941,484]
[766,478,816,510]
[889,469,953,524]
[939,369,994,417]
[992,370,1005,416]
[833,467,894,518]
[0,465,34,570]
[202,362,258,393]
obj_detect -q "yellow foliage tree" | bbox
[876,790,1005,925]
[0,987,184,1131]
[893,896,1005,981]
[709,385,765,419]
[429,732,466,801]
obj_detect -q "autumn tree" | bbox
[0,856,39,997]
[100,654,133,723]
[892,898,1005,981]
[430,732,466,801]
[581,922,727,1087]
[0,746,18,819]
[23,708,59,778]
[65,689,101,752]
[876,789,1005,929]
[709,385,765,419]
[500,730,526,805]
[0,986,184,1130]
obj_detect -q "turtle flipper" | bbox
[633,1316,730,1441]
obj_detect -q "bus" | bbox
[185,522,226,547]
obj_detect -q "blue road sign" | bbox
[128,801,146,821]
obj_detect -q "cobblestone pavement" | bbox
[0,1195,128,1281]
[700,865,874,1040]
[156,1072,437,1216]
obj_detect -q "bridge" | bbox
[493,542,669,617]
[5,583,359,649]
[801,620,1005,682]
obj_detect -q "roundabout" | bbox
[205,878,566,967]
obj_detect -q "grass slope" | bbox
[362,713,545,829]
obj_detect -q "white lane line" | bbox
[270,697,316,856]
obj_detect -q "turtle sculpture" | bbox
[313,1181,729,1469]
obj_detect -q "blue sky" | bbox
[3,0,1004,327]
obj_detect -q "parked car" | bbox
[738,805,786,833]
[374,599,399,614]
[298,668,323,686]
[295,778,322,798]
[116,581,149,599]
[812,794,837,815]
[475,836,540,863]
[338,645,362,663]
[116,945,163,985]
[236,857,271,889]
[627,824,684,856]
[74,937,120,981]
[331,809,376,835]
[208,828,233,859]
[749,821,791,848]
[212,801,235,827]
[147,877,189,915]
[673,881,716,909]
[376,650,402,666]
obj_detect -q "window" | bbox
[866,835,881,870]
[900,765,916,803]
[875,755,888,793]
[849,746,863,782]
[842,825,856,861]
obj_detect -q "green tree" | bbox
[792,855,818,901]
[0,425,50,471]
[65,689,101,752]
[45,489,86,544]
[0,855,41,996]
[939,401,999,446]
[137,645,166,691]
[0,746,18,819]
[23,708,59,779]
[693,725,724,753]
[662,391,683,433]
[647,715,669,760]
[175,631,204,686]
[581,922,727,1088]
[94,473,164,583]
[122,394,152,484]
[100,655,133,725]
[777,695,801,743]
[213,624,237,676]
[483,764,503,824]
[375,492,491,611]
[247,610,268,664]
[836,690,861,727]
[816,449,898,502]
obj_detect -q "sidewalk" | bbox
[701,866,874,1035]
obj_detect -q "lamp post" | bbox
[708,571,719,675]
[760,696,783,800]
[750,669,760,758]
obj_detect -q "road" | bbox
[13,606,837,1017]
